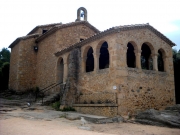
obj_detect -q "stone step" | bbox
[38,92,60,105]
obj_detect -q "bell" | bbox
[80,11,84,17]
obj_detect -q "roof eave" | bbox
[9,34,40,48]
[27,22,63,35]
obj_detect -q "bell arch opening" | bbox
[141,43,153,70]
[127,42,136,68]
[76,7,87,21]
[99,41,109,69]
[86,47,94,72]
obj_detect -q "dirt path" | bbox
[92,122,180,135]
[0,98,179,135]
[1,117,180,135]
[0,117,110,135]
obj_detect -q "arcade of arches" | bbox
[57,41,168,84]
[126,42,167,72]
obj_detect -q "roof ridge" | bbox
[54,23,175,56]
[36,21,100,42]
[27,22,63,35]
[36,22,63,27]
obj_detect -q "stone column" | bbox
[134,50,141,69]
[152,53,158,71]
[163,56,168,72]
[107,48,111,68]
[93,52,100,71]
[81,56,87,73]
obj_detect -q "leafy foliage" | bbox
[52,101,60,111]
[61,106,76,112]
[173,49,180,104]
[0,48,10,67]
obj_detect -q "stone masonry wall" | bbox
[17,38,37,91]
[78,92,116,104]
[114,29,175,115]
[36,24,96,91]
[56,24,95,50]
[74,106,117,117]
[71,28,175,116]
[9,38,37,91]
[116,68,175,116]
[9,42,20,90]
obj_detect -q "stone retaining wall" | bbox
[73,104,118,117]
[78,92,116,104]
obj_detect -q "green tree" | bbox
[0,48,10,91]
[0,62,10,90]
[0,48,10,67]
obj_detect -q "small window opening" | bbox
[127,43,135,68]
[141,43,152,70]
[42,29,48,34]
[99,42,109,69]
[158,50,164,71]
[80,38,84,41]
[86,47,94,72]
[34,46,38,52]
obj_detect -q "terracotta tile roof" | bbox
[27,22,63,35]
[9,33,40,48]
[35,21,100,42]
[54,23,176,56]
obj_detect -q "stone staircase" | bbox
[39,92,60,105]
[37,82,67,105]
[0,82,67,106]
[0,89,16,98]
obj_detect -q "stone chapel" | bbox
[8,7,176,116]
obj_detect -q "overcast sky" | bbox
[0,0,180,51]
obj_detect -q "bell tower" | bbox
[75,7,87,21]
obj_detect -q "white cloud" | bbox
[0,0,180,49]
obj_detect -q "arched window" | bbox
[127,43,135,68]
[141,43,153,70]
[99,42,109,69]
[158,49,164,71]
[86,47,94,72]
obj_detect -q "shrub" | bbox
[52,101,60,111]
[61,107,76,112]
